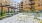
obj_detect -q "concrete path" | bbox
[0,13,39,23]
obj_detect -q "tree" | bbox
[31,6,35,12]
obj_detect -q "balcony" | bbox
[29,1,35,5]
[29,0,34,1]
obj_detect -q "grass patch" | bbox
[0,13,6,20]
[2,14,6,17]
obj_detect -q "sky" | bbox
[14,0,22,3]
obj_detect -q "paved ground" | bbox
[0,13,41,23]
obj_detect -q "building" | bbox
[10,0,20,12]
[14,3,20,12]
[20,1,23,12]
[0,0,11,13]
[10,0,17,8]
[29,0,42,12]
[16,3,20,12]
[22,0,31,12]
[10,0,17,12]
[22,0,42,12]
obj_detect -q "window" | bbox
[14,4,16,5]
[38,4,40,6]
[38,0,40,1]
